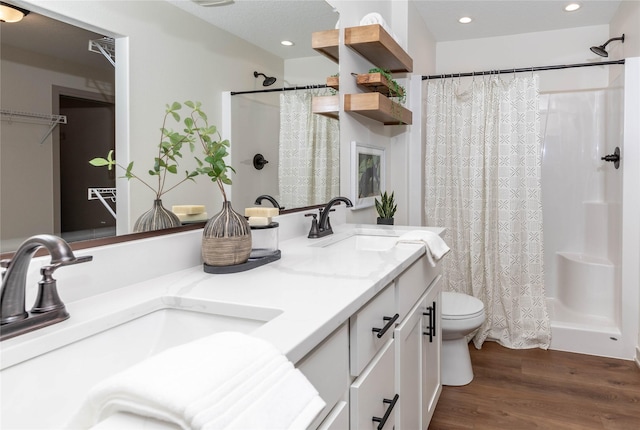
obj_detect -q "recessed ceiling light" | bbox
[564,3,581,12]
[281,40,294,46]
[458,16,472,24]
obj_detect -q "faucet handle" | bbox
[48,255,93,271]
[305,213,320,238]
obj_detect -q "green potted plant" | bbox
[375,191,397,225]
[368,67,406,124]
[184,101,251,268]
[89,102,199,232]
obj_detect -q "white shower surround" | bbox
[542,60,639,360]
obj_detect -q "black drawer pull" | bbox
[423,301,436,343]
[372,394,399,430]
[372,313,399,338]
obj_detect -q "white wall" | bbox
[436,25,611,92]
[20,0,283,234]
[0,44,114,252]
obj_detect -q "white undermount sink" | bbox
[312,230,401,252]
[0,298,282,429]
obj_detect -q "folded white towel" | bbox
[397,230,451,267]
[70,332,324,430]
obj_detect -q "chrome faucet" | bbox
[0,234,92,341]
[254,194,284,210]
[308,197,354,238]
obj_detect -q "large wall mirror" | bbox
[0,0,338,254]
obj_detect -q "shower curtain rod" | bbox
[421,59,625,80]
[230,83,327,96]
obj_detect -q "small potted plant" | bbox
[89,102,199,232]
[375,191,397,225]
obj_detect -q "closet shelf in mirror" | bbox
[345,24,412,73]
[344,93,411,125]
[355,73,404,98]
[312,29,339,64]
[312,95,339,120]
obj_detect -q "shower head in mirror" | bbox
[590,34,624,57]
[254,71,276,86]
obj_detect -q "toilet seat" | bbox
[441,291,484,320]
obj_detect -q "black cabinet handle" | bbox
[372,394,399,430]
[372,313,399,338]
[423,301,437,342]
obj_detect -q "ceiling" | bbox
[0,1,623,70]
[167,0,623,58]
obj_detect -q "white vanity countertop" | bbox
[2,224,444,368]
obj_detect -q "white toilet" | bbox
[440,291,485,386]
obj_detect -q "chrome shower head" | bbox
[590,34,625,58]
[254,71,276,86]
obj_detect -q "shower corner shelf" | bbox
[344,24,413,73]
[312,29,339,64]
[312,95,339,120]
[344,93,411,125]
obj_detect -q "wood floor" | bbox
[429,341,640,429]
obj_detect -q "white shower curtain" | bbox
[425,76,551,349]
[278,90,339,209]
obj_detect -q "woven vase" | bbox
[202,201,252,266]
[133,199,181,233]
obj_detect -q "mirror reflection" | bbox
[230,88,339,212]
[0,0,338,254]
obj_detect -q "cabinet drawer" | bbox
[298,324,350,429]
[396,256,441,319]
[350,285,396,376]
[350,339,397,430]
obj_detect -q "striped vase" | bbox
[133,199,181,233]
[202,201,252,266]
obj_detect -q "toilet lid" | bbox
[441,291,484,320]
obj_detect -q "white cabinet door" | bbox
[394,296,423,430]
[421,275,442,428]
[350,339,397,430]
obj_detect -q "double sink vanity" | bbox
[1,218,444,429]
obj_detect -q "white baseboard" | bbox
[635,346,640,369]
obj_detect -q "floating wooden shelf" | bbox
[326,76,339,91]
[344,93,411,125]
[312,29,339,64]
[312,95,339,120]
[345,24,412,73]
[356,73,404,98]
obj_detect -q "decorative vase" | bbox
[133,199,181,232]
[377,217,394,225]
[202,201,252,266]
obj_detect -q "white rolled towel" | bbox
[397,230,451,267]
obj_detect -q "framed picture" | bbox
[351,141,385,209]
